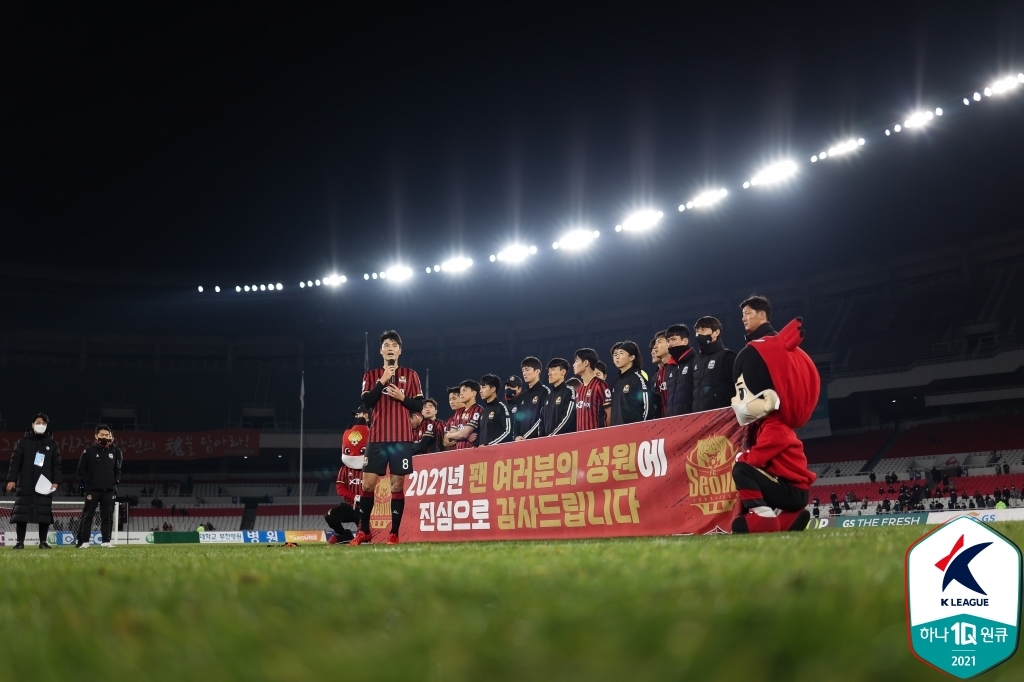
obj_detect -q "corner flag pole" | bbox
[299,371,305,520]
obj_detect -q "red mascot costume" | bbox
[325,407,369,543]
[730,318,820,533]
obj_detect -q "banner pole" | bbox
[299,371,305,521]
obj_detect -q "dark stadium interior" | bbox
[2,3,1024,519]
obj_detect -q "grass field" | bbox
[1,524,1022,682]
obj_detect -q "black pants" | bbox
[15,523,50,544]
[78,489,116,544]
[325,503,358,540]
[732,462,808,512]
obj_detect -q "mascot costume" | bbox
[325,407,369,543]
[730,318,820,533]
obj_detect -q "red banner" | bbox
[0,429,259,461]
[366,408,746,542]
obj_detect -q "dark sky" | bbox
[2,2,1024,334]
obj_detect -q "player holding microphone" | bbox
[350,330,423,546]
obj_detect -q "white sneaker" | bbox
[100,542,114,548]
[77,542,90,549]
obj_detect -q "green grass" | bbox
[1,525,1022,681]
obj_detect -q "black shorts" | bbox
[363,441,414,476]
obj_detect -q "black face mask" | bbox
[353,416,367,426]
[96,437,112,448]
[668,344,690,361]
[505,389,517,402]
[695,334,713,348]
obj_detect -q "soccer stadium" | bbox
[2,4,1023,681]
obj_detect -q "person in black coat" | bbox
[691,316,736,411]
[5,413,62,549]
[75,424,123,548]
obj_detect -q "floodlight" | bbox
[858,138,865,145]
[324,274,343,286]
[441,257,473,273]
[742,181,750,188]
[934,108,943,116]
[198,286,203,292]
[885,129,891,135]
[678,204,685,211]
[811,156,817,163]
[214,286,220,293]
[307,281,312,287]
[260,285,266,291]
[973,92,981,101]
[819,151,827,159]
[252,284,257,290]
[489,255,496,262]
[618,209,664,232]
[496,244,536,263]
[685,201,694,209]
[244,285,250,291]
[984,87,992,97]
[903,111,931,128]
[372,273,378,279]
[1019,73,1024,82]
[300,282,305,288]
[236,286,241,292]
[553,229,598,251]
[963,98,970,105]
[823,139,859,158]
[748,160,797,187]
[990,75,1020,94]
[433,265,440,271]
[689,189,727,208]
[364,274,369,280]
[315,279,321,286]
[380,271,386,279]
[386,265,413,282]
[894,124,901,132]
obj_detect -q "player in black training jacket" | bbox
[511,356,551,440]
[609,341,651,425]
[539,358,576,436]
[477,374,513,446]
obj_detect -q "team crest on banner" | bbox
[906,515,1021,678]
[685,435,738,515]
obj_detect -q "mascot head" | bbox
[731,318,820,429]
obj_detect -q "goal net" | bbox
[0,500,120,545]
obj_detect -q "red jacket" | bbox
[741,319,820,489]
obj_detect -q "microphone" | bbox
[387,359,396,367]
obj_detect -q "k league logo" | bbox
[905,516,1021,679]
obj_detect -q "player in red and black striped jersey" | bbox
[411,399,444,454]
[443,386,463,450]
[351,330,423,546]
[444,380,484,449]
[573,347,611,431]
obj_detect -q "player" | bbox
[477,374,513,446]
[444,380,483,449]
[411,399,444,454]
[350,330,423,546]
[443,386,463,450]
[538,358,576,436]
[572,348,611,430]
[511,356,550,440]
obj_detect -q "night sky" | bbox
[3,3,1024,336]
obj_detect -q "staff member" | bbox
[76,424,123,548]
[5,413,61,550]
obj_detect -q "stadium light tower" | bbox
[615,209,663,232]
[493,244,538,263]
[553,229,599,251]
[748,160,798,187]
[441,257,473,273]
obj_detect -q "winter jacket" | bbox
[610,367,652,425]
[692,339,736,411]
[6,430,63,524]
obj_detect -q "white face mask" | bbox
[32,423,47,434]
